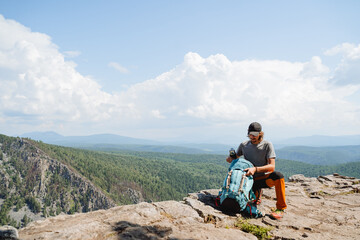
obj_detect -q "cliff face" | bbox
[17,173,360,240]
[0,137,115,226]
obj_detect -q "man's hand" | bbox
[226,156,233,163]
[245,167,257,176]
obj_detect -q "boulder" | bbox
[0,226,18,240]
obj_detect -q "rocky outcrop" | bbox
[0,137,116,226]
[42,156,116,211]
[17,138,115,210]
[15,173,360,240]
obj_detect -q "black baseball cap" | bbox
[248,122,262,136]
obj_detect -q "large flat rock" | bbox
[17,174,360,240]
[19,201,256,240]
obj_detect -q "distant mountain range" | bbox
[19,131,231,154]
[21,131,360,148]
[276,145,360,165]
[19,132,360,165]
[20,131,159,145]
[274,134,360,147]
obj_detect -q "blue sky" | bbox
[1,1,360,143]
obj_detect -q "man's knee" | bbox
[269,171,284,181]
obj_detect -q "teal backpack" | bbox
[216,158,263,218]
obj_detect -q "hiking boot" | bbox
[270,209,285,220]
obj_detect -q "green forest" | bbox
[31,140,228,203]
[75,147,360,180]
[33,139,360,203]
[277,145,360,165]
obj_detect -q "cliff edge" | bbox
[7,173,360,239]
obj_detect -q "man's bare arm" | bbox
[246,158,275,176]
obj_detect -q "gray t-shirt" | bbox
[236,140,276,177]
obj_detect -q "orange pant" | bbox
[253,171,287,210]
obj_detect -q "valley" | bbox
[1,133,360,229]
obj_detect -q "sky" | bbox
[0,0,360,144]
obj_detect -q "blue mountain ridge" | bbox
[19,132,360,164]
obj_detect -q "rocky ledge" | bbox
[2,173,359,240]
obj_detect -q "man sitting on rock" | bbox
[226,122,287,219]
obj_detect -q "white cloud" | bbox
[108,62,129,74]
[151,109,166,119]
[0,15,118,126]
[119,52,360,135]
[324,43,360,86]
[1,14,360,139]
[324,43,360,60]
[63,50,81,58]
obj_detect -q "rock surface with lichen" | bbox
[4,173,359,240]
